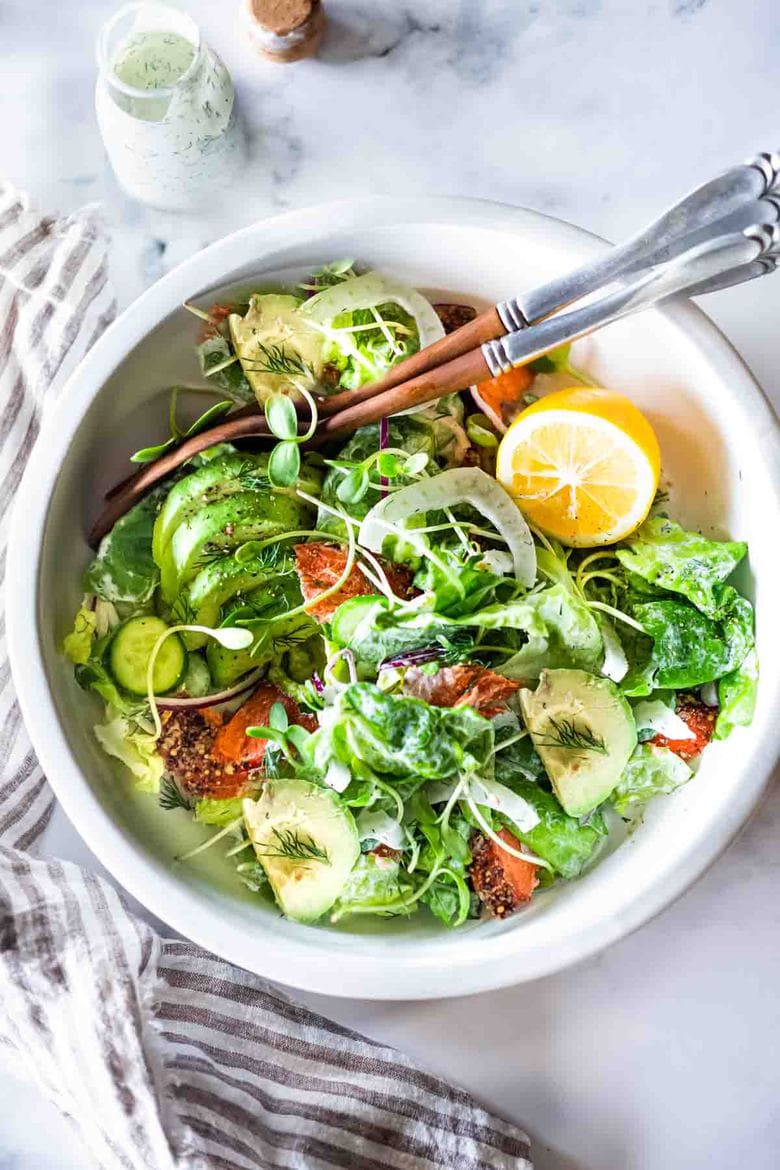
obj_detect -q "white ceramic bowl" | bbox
[8,198,780,1000]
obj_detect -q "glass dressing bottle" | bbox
[95,2,245,211]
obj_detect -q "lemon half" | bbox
[495,386,661,547]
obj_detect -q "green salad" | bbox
[64,262,758,928]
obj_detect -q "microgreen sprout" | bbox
[146,625,253,739]
[264,382,319,488]
[465,413,499,449]
[246,700,313,763]
[327,447,429,507]
[130,387,232,464]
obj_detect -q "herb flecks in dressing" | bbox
[114,31,195,91]
[95,14,244,210]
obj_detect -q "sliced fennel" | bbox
[425,775,540,834]
[301,271,445,350]
[598,617,629,683]
[632,698,695,740]
[470,776,540,832]
[359,466,537,587]
[356,808,405,850]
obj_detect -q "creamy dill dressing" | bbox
[95,4,244,210]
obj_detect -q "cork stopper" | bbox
[243,0,326,62]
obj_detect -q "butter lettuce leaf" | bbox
[93,709,164,793]
[612,743,692,815]
[329,595,476,671]
[486,585,603,679]
[194,797,244,826]
[331,854,411,921]
[412,547,521,619]
[632,588,753,689]
[617,518,747,617]
[63,606,97,665]
[75,652,146,717]
[306,682,493,784]
[85,494,160,605]
[715,648,759,740]
[495,779,607,878]
[616,620,657,697]
[493,733,546,785]
[421,868,473,928]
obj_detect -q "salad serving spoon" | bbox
[89,154,780,546]
[318,151,780,416]
[308,219,780,448]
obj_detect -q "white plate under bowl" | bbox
[7,198,780,1000]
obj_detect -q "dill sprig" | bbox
[159,776,191,812]
[169,594,196,625]
[257,827,330,865]
[238,467,273,493]
[242,342,312,378]
[536,717,608,755]
[247,541,285,569]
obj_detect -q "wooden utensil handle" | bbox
[89,414,271,547]
[317,306,503,418]
[91,320,495,545]
[310,346,491,448]
[103,402,269,499]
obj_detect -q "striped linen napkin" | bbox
[0,184,533,1170]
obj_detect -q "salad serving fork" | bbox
[314,214,780,448]
[90,151,780,545]
[320,150,780,414]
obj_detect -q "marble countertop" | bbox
[2,2,778,1167]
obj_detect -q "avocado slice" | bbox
[163,490,310,601]
[229,294,325,405]
[520,668,637,817]
[206,576,317,686]
[184,554,289,648]
[152,454,255,567]
[207,641,260,688]
[243,778,360,922]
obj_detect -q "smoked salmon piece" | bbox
[212,684,316,771]
[403,664,520,718]
[294,542,414,622]
[158,684,314,800]
[470,828,539,918]
[649,693,717,762]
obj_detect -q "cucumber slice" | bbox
[152,454,251,567]
[243,778,360,922]
[329,595,380,645]
[108,616,185,696]
[520,668,637,817]
[163,491,310,602]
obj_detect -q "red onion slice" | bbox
[157,670,263,711]
[379,415,389,498]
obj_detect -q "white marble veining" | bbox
[2,2,779,1167]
